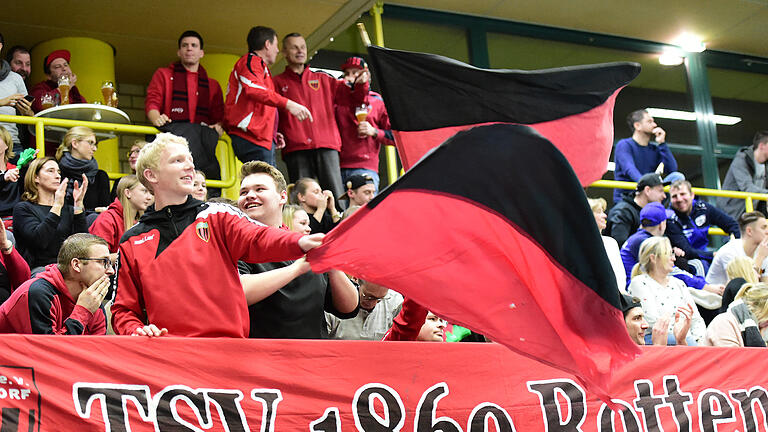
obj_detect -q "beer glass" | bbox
[101,81,114,106]
[58,76,71,105]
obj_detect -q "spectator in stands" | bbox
[704,283,768,347]
[111,133,322,338]
[588,197,625,290]
[606,172,666,247]
[327,280,403,340]
[110,140,146,200]
[0,125,22,217]
[192,170,207,201]
[282,204,311,235]
[718,131,768,220]
[707,211,768,285]
[339,174,376,208]
[236,161,358,338]
[5,45,31,87]
[336,57,392,191]
[720,257,759,313]
[224,26,311,166]
[628,236,706,344]
[289,177,340,233]
[146,30,225,187]
[55,126,111,211]
[273,33,369,202]
[0,233,111,335]
[620,202,670,285]
[383,298,446,342]
[0,35,33,158]
[667,179,740,276]
[613,109,682,203]
[0,220,30,303]
[13,157,88,273]
[621,294,692,346]
[30,49,86,113]
[89,175,153,253]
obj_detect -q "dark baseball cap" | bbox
[636,172,668,192]
[338,174,375,200]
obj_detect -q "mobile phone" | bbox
[23,95,35,103]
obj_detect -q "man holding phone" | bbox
[612,109,683,203]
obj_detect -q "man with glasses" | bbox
[0,233,112,334]
[327,280,403,340]
[236,160,359,338]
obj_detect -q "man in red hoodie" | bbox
[0,233,111,335]
[224,26,312,167]
[273,34,369,203]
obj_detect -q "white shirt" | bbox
[628,273,706,343]
[706,238,768,285]
[602,235,626,292]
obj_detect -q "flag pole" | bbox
[356,23,371,47]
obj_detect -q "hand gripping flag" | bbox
[307,48,643,398]
[366,45,639,186]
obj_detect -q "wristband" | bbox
[73,206,84,213]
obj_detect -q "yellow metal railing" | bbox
[0,114,236,189]
[590,179,768,236]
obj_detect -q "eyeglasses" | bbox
[80,139,98,148]
[126,149,141,158]
[78,257,115,270]
[360,292,386,302]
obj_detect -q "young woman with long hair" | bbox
[90,175,153,253]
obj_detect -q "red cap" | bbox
[45,49,71,67]
[340,56,367,71]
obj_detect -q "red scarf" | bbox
[169,62,210,123]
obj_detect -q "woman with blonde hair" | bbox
[588,197,625,291]
[0,125,22,217]
[704,283,768,347]
[110,140,147,200]
[282,204,311,235]
[56,125,110,211]
[719,256,760,313]
[628,236,706,345]
[90,175,153,253]
[13,157,88,273]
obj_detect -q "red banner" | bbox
[0,335,763,431]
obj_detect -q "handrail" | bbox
[0,114,236,189]
[590,179,768,236]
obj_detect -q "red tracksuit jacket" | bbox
[112,198,304,337]
[336,91,394,171]
[89,198,124,253]
[224,53,289,150]
[273,67,367,154]
[0,264,106,335]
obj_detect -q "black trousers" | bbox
[283,148,345,210]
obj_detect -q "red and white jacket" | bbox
[336,91,394,171]
[112,198,305,337]
[273,67,367,154]
[224,53,289,150]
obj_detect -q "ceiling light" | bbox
[646,108,741,125]
[673,33,706,53]
[658,52,683,66]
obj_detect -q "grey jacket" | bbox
[718,146,768,220]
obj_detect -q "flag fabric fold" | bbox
[367,45,640,185]
[308,124,642,398]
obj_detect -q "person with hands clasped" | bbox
[13,157,88,274]
[0,233,111,335]
[289,177,340,234]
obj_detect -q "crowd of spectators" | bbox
[0,28,765,351]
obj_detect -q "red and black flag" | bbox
[307,48,642,397]
[367,45,639,185]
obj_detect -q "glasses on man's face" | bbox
[360,292,385,303]
[126,148,140,158]
[78,257,115,270]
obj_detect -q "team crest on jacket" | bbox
[308,80,319,91]
[196,222,210,242]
